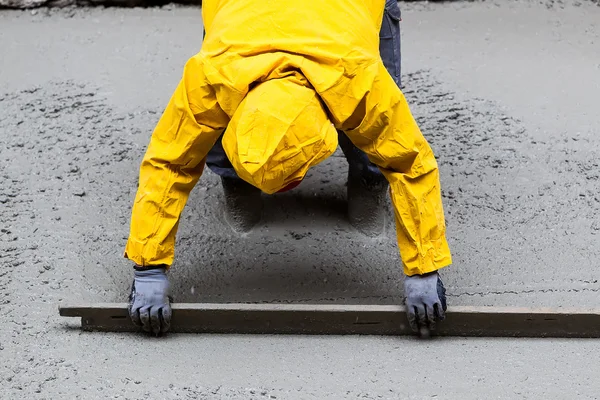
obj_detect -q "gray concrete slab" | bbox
[1,1,599,398]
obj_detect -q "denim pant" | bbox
[206,0,402,183]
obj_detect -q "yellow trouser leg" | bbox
[124,54,229,268]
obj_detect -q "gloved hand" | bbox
[404,271,447,337]
[128,266,172,336]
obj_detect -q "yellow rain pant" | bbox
[124,0,452,276]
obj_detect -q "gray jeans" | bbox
[206,0,402,183]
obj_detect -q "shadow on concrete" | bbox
[257,191,353,232]
[168,233,402,305]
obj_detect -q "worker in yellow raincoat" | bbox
[125,0,453,337]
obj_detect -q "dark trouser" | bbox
[206,0,402,183]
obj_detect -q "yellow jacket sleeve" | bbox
[124,54,229,267]
[322,61,452,276]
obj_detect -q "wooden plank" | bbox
[58,303,600,338]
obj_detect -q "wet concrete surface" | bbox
[1,1,599,398]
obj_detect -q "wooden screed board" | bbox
[58,303,600,338]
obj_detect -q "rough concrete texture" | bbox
[1,0,599,398]
[3,0,599,11]
[0,0,197,9]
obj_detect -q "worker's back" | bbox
[198,0,385,126]
[201,0,383,62]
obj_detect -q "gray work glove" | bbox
[404,271,447,337]
[128,266,172,336]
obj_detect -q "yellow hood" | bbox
[222,74,338,194]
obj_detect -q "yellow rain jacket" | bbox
[124,0,453,276]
